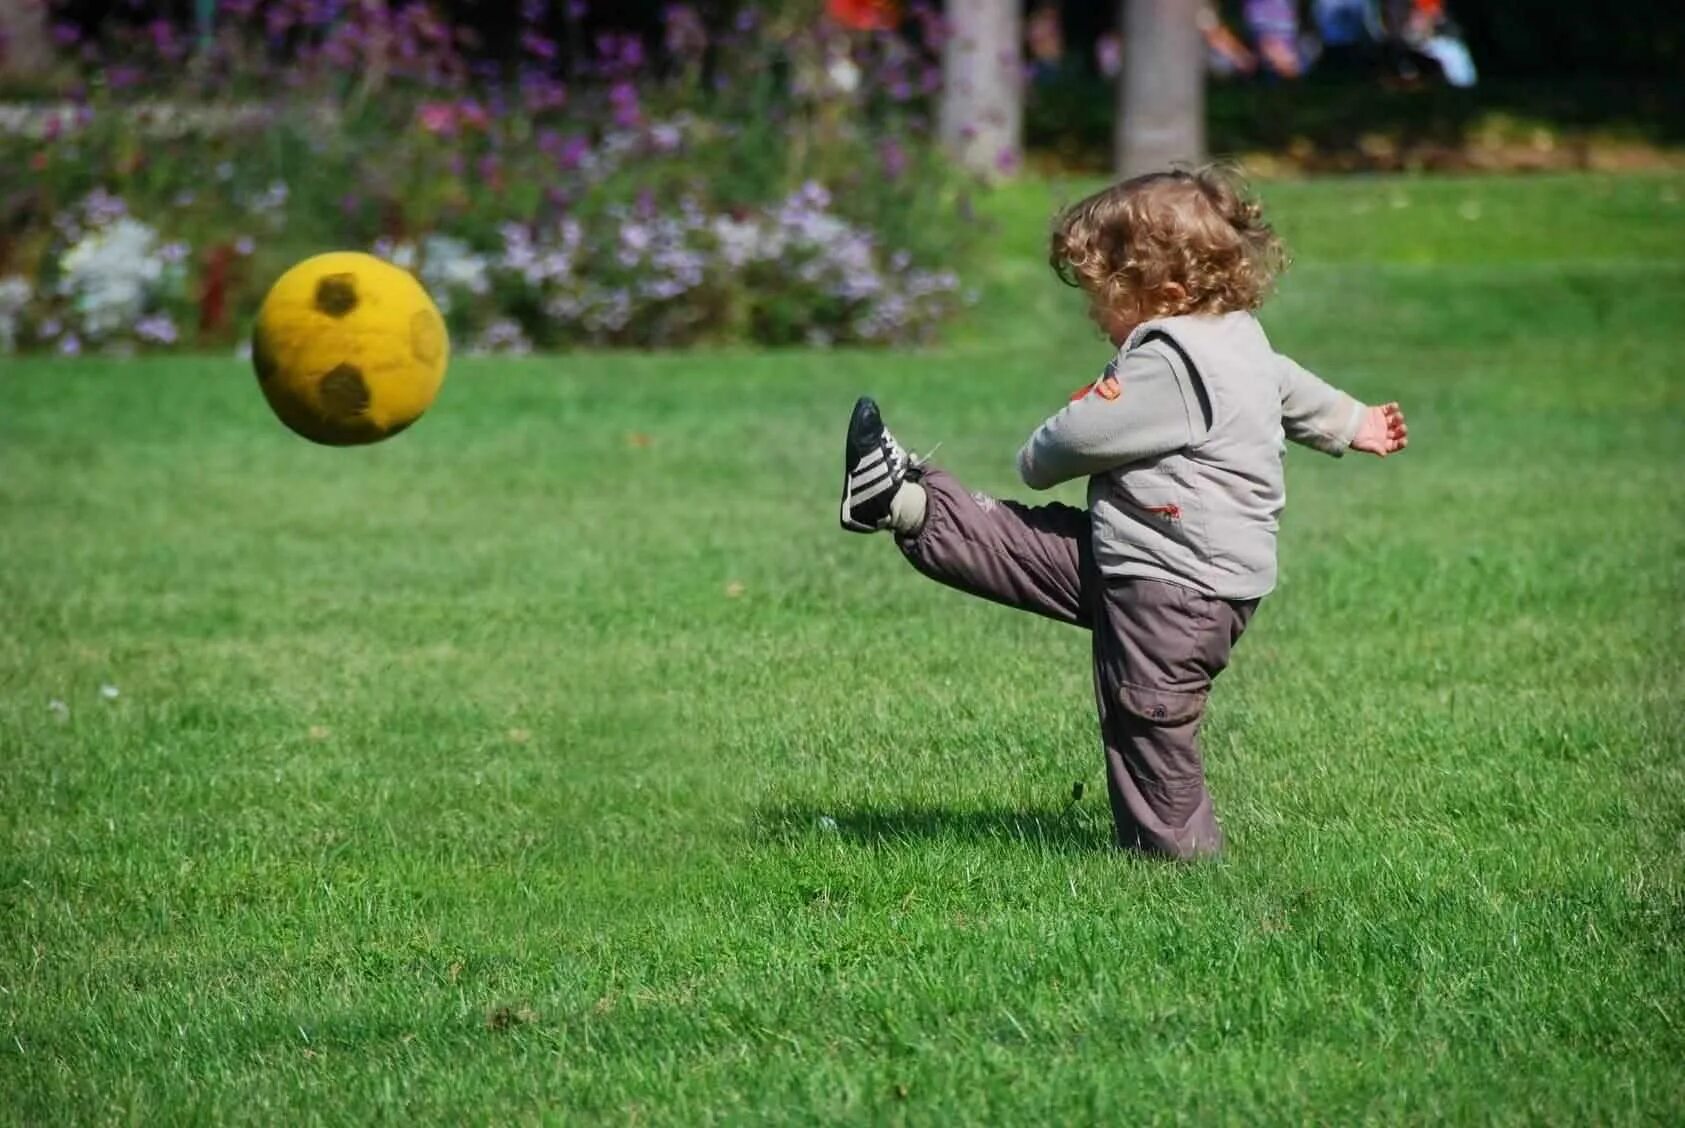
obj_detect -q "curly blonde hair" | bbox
[1049,165,1287,341]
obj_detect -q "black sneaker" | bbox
[840,396,912,533]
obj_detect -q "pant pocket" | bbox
[1116,680,1206,726]
[1113,680,1209,803]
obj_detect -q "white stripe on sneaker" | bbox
[850,464,890,490]
[850,476,895,505]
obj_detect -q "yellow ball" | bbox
[251,251,449,445]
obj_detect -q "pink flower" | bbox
[416,102,456,135]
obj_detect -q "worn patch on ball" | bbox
[318,363,371,419]
[314,274,359,318]
[411,309,446,364]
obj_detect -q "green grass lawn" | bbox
[3,173,1684,1123]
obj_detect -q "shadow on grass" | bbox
[757,801,1112,855]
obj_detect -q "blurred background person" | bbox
[1400,0,1478,86]
[1199,2,1259,79]
[1243,0,1307,79]
[1026,2,1067,86]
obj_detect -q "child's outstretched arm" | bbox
[1018,341,1205,489]
[1350,401,1408,456]
[1277,354,1407,457]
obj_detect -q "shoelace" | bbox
[880,430,909,478]
[874,429,939,477]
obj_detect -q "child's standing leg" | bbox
[840,398,1251,859]
[1091,581,1256,859]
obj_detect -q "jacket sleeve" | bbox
[1277,353,1365,457]
[1017,341,1203,490]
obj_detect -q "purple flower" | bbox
[521,72,567,112]
[994,146,1020,175]
[82,188,128,226]
[59,334,81,357]
[457,100,490,129]
[160,241,190,264]
[609,81,641,129]
[520,29,557,60]
[565,0,587,18]
[234,236,256,256]
[148,19,182,60]
[135,313,179,345]
[880,138,907,180]
[51,22,81,48]
[558,134,591,170]
[664,5,707,57]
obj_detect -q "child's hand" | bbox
[1351,402,1408,457]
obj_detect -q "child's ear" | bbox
[1161,282,1188,305]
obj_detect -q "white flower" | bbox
[825,55,861,95]
[420,235,491,303]
[468,318,533,357]
[0,275,31,353]
[371,238,417,269]
[58,217,163,340]
[711,215,776,268]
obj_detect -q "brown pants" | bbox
[896,470,1256,859]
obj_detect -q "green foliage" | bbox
[0,12,975,353]
[2,172,1683,1122]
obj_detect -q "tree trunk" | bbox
[939,0,1023,179]
[0,0,52,80]
[1115,0,1205,176]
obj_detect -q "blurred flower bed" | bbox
[0,1,978,355]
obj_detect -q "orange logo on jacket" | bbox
[1069,372,1122,402]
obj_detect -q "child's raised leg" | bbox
[895,468,1094,628]
[840,397,1093,627]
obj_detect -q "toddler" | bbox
[839,167,1407,859]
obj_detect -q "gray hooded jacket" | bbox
[1017,311,1364,600]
